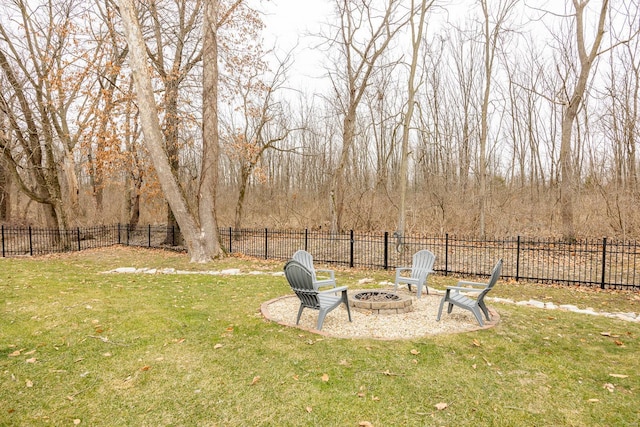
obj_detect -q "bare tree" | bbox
[118,0,221,261]
[557,0,609,241]
[142,0,204,242]
[222,52,293,231]
[477,0,518,237]
[396,0,436,248]
[0,0,80,231]
[446,23,482,194]
[325,0,409,233]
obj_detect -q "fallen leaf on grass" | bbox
[26,380,33,388]
[140,365,150,371]
[306,406,312,413]
[603,383,615,392]
[614,340,625,347]
[410,349,420,355]
[609,373,628,378]
[435,402,448,410]
[213,344,223,349]
[8,350,22,357]
[251,376,260,385]
[25,358,37,364]
[321,373,329,382]
[73,419,81,425]
[358,421,373,426]
[600,332,620,338]
[24,349,36,356]
[472,339,481,347]
[588,398,600,403]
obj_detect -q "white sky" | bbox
[261,0,333,91]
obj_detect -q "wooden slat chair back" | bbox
[394,250,436,298]
[284,260,351,331]
[292,250,336,290]
[436,259,503,326]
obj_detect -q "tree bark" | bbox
[199,0,223,257]
[397,0,433,247]
[118,0,219,262]
[559,0,609,241]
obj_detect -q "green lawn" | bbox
[1,247,639,426]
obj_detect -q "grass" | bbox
[1,246,639,426]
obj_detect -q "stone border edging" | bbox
[260,293,500,340]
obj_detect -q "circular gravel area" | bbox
[261,289,499,340]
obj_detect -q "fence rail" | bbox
[1,224,638,290]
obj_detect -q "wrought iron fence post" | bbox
[77,228,81,251]
[384,231,389,270]
[350,230,354,268]
[601,237,607,290]
[264,228,268,259]
[148,224,151,247]
[117,223,121,244]
[304,228,308,251]
[445,233,449,276]
[171,225,175,246]
[1,225,4,257]
[29,226,33,256]
[516,235,521,282]
[229,227,232,253]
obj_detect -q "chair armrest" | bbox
[315,268,335,280]
[445,285,484,293]
[395,267,411,281]
[319,286,348,294]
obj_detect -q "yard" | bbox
[1,247,639,426]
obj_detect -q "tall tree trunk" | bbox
[163,80,182,245]
[0,160,10,222]
[199,0,222,257]
[397,0,432,247]
[118,0,218,262]
[559,0,609,241]
[330,106,356,234]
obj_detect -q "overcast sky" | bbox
[260,0,334,92]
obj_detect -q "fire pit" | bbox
[349,291,413,315]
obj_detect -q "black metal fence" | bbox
[1,224,638,290]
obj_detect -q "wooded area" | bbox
[1,0,639,261]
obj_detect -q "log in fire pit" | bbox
[349,291,413,315]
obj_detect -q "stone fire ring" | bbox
[348,290,413,315]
